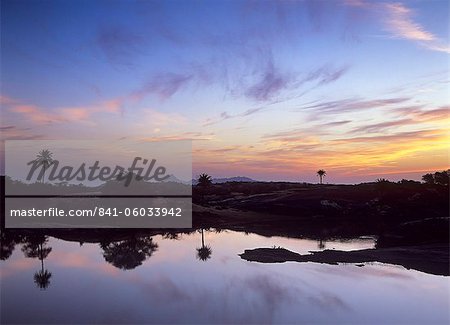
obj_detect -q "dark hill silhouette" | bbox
[192,176,255,185]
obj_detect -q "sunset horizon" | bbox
[1,0,448,184]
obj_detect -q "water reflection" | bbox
[24,235,53,290]
[1,229,448,324]
[196,229,212,261]
[0,231,17,260]
[1,233,54,290]
[100,236,158,270]
[34,268,52,290]
[317,238,326,249]
[162,231,181,240]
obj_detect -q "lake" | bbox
[1,230,449,324]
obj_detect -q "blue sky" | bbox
[1,0,449,183]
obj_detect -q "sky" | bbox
[1,0,449,183]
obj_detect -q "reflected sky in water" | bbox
[1,230,449,324]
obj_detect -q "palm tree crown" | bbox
[317,169,326,184]
[33,149,54,183]
[197,173,212,187]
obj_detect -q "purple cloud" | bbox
[242,107,265,116]
[301,65,350,86]
[302,97,410,114]
[350,118,414,133]
[132,73,193,100]
[245,60,292,102]
[0,125,15,130]
[321,120,352,127]
[203,105,266,126]
[220,111,232,119]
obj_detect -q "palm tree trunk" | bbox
[40,243,44,272]
[201,229,205,247]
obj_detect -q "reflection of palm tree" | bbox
[317,169,326,184]
[101,237,158,270]
[196,229,212,261]
[317,239,326,249]
[34,258,52,290]
[33,149,54,183]
[22,235,53,290]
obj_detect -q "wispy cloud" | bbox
[301,97,410,114]
[383,2,435,42]
[137,108,187,128]
[0,126,15,131]
[260,121,352,140]
[392,105,449,122]
[242,62,349,104]
[255,128,448,178]
[0,124,44,140]
[302,65,350,86]
[417,107,449,121]
[132,73,193,101]
[5,96,121,125]
[11,104,64,124]
[350,118,413,133]
[204,64,350,126]
[321,120,352,127]
[262,129,317,141]
[346,1,450,54]
[332,129,445,145]
[140,131,214,142]
[244,59,292,102]
[202,106,266,126]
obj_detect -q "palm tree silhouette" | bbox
[317,169,326,184]
[22,235,53,290]
[33,149,54,183]
[197,173,213,204]
[196,229,212,261]
[197,173,212,187]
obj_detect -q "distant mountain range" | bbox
[191,176,256,185]
[162,174,190,184]
[159,174,258,185]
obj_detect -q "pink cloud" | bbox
[12,105,63,124]
[0,95,19,105]
[61,108,91,120]
[6,96,122,125]
[383,3,435,41]
[345,1,449,54]
[102,99,123,113]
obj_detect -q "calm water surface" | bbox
[1,230,449,324]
